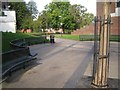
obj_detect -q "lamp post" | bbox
[59,16,62,36]
[60,22,63,37]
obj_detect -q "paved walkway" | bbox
[2,38,118,88]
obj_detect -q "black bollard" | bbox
[50,35,52,43]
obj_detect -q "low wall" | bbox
[71,16,120,35]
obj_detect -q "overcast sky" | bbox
[25,0,96,15]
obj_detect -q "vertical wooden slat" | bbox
[91,1,111,88]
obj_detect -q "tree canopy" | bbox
[8,0,39,30]
[9,1,31,30]
[38,1,94,33]
[8,0,94,33]
[27,0,39,19]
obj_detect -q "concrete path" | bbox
[84,42,118,79]
[2,38,118,88]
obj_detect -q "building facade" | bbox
[0,1,16,33]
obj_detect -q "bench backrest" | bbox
[2,47,30,65]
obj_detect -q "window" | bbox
[117,1,120,7]
[0,11,7,16]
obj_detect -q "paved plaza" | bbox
[2,38,119,88]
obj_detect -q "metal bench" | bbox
[1,47,37,83]
[1,37,38,83]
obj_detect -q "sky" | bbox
[25,0,96,15]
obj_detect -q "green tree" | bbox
[32,20,40,32]
[69,4,88,28]
[9,1,31,30]
[42,1,71,33]
[27,0,39,19]
[21,15,33,29]
[83,13,94,26]
[38,10,50,30]
[38,0,94,33]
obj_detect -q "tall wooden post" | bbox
[91,1,111,88]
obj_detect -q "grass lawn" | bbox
[55,34,120,42]
[55,34,79,41]
[2,32,48,53]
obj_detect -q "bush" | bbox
[65,29,73,34]
[55,32,61,34]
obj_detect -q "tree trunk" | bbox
[91,2,111,88]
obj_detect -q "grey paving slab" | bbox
[84,42,119,79]
[2,38,118,88]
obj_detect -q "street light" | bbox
[60,22,63,37]
[58,16,63,37]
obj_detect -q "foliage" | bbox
[38,1,94,33]
[8,1,39,31]
[69,4,86,28]
[8,0,94,33]
[27,0,39,19]
[32,20,41,32]
[38,10,49,30]
[8,1,31,30]
[21,14,33,29]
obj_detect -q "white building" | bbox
[0,10,16,33]
[0,1,16,33]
